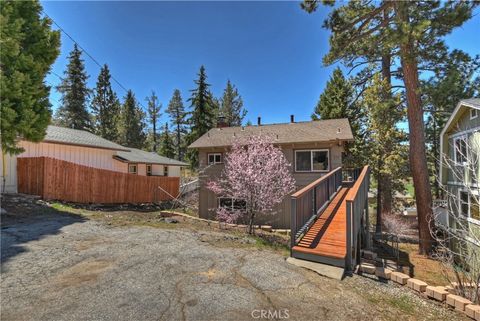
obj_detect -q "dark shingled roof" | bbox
[115,148,188,166]
[44,126,129,151]
[188,118,354,149]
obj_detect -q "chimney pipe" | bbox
[290,115,294,123]
[257,117,261,126]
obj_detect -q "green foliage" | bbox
[159,123,175,159]
[91,64,121,142]
[166,89,188,160]
[219,80,247,126]
[312,68,366,168]
[119,90,146,148]
[186,66,216,167]
[55,44,92,130]
[0,0,60,154]
[364,74,408,197]
[146,91,162,152]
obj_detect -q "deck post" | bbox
[346,200,352,272]
[290,197,297,253]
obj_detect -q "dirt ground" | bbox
[0,194,468,321]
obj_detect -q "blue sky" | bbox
[42,1,480,127]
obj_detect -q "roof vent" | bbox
[337,128,341,133]
[257,117,261,126]
[290,115,295,123]
[207,133,210,137]
[233,132,236,137]
[241,126,245,131]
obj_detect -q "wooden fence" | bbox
[17,157,180,204]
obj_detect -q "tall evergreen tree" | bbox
[55,44,92,130]
[159,123,175,159]
[364,75,409,232]
[312,68,365,168]
[91,64,121,142]
[219,80,247,126]
[119,90,146,148]
[1,0,60,155]
[302,0,478,254]
[166,89,188,160]
[146,91,161,152]
[186,65,216,167]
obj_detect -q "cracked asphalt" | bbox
[1,209,467,321]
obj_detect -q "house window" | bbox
[454,136,468,164]
[163,166,168,177]
[208,153,222,165]
[218,197,247,211]
[471,109,478,120]
[128,164,137,175]
[295,150,329,172]
[146,164,152,176]
[459,191,480,221]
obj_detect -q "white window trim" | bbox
[208,153,223,165]
[458,189,480,224]
[128,164,138,175]
[295,149,330,172]
[470,108,478,120]
[453,135,468,165]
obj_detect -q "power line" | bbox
[42,10,144,109]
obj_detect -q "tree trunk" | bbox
[177,123,181,161]
[381,177,393,216]
[397,33,435,254]
[376,165,383,234]
[248,212,255,235]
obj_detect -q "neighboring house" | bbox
[188,116,354,228]
[114,148,187,177]
[1,125,186,194]
[439,99,480,235]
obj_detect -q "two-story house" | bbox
[188,116,354,228]
[439,99,480,240]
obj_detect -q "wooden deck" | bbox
[292,187,349,263]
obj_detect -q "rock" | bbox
[165,218,179,224]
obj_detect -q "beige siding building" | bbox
[1,125,187,193]
[189,118,354,229]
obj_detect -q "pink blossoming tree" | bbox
[207,135,296,234]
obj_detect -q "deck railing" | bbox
[345,165,370,271]
[290,167,342,249]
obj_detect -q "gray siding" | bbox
[197,142,345,229]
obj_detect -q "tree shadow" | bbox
[1,194,87,266]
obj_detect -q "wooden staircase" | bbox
[290,166,371,270]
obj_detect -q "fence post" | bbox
[290,197,297,253]
[346,200,352,272]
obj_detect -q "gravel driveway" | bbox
[1,203,467,321]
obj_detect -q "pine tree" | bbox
[312,68,365,168]
[166,89,188,160]
[219,80,247,126]
[91,64,121,142]
[159,123,175,159]
[146,91,161,152]
[302,0,478,254]
[119,90,146,148]
[0,0,60,155]
[186,65,216,167]
[55,44,92,130]
[363,75,409,232]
